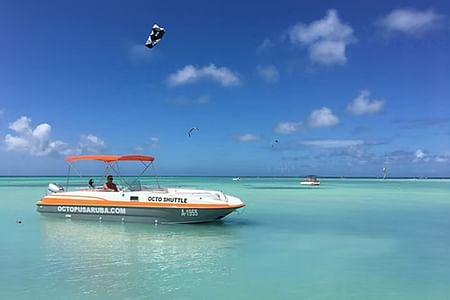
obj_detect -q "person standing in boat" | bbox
[104,175,118,192]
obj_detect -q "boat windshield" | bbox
[128,179,142,191]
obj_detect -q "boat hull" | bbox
[300,181,320,186]
[36,204,238,224]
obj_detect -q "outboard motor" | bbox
[47,183,64,195]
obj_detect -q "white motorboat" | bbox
[36,155,245,224]
[300,175,320,186]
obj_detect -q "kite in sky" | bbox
[188,127,199,137]
[145,24,165,48]
[272,139,279,148]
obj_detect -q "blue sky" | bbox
[1,0,449,176]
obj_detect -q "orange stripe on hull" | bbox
[37,198,245,210]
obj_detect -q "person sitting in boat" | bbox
[103,175,118,192]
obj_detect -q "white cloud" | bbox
[31,124,52,154]
[347,90,385,116]
[274,121,304,134]
[3,116,108,157]
[168,64,241,87]
[388,149,450,164]
[306,107,339,128]
[49,141,74,156]
[256,64,280,82]
[414,149,429,162]
[168,65,198,86]
[308,40,348,65]
[275,107,339,134]
[4,116,72,156]
[135,137,160,151]
[301,139,364,148]
[434,156,449,163]
[128,43,155,62]
[9,116,32,134]
[377,8,444,35]
[235,134,260,142]
[4,134,29,151]
[257,38,275,53]
[151,137,159,147]
[79,134,105,153]
[288,9,355,65]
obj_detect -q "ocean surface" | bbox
[1,176,450,300]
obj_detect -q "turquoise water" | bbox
[1,177,450,299]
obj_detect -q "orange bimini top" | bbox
[65,155,155,164]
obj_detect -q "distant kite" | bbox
[188,127,199,137]
[145,24,165,48]
[272,139,279,148]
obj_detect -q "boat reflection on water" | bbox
[38,218,240,297]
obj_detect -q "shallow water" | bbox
[1,177,450,299]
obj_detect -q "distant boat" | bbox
[300,175,320,186]
[383,167,387,179]
[232,177,241,181]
